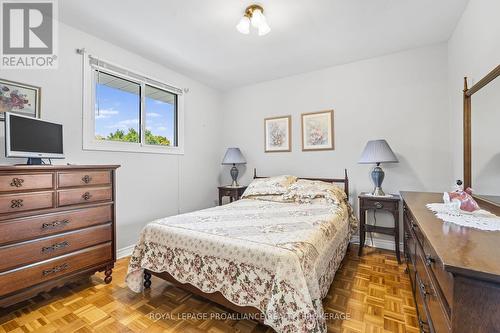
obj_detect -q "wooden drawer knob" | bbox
[10,199,23,208]
[82,192,92,201]
[10,177,24,187]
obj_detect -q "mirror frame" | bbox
[463,64,500,212]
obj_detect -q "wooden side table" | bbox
[358,193,401,263]
[218,185,247,205]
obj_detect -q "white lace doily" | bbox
[426,203,500,231]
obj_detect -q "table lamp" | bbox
[358,139,398,196]
[222,148,246,187]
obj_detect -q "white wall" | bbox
[2,0,497,251]
[447,0,500,181]
[0,23,223,249]
[221,44,452,239]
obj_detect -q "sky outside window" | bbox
[94,71,176,146]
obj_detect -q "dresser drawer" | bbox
[0,205,113,245]
[404,228,417,293]
[0,223,112,272]
[414,274,432,333]
[57,186,112,206]
[0,173,53,192]
[416,243,451,333]
[423,241,454,312]
[0,192,54,214]
[220,188,234,197]
[0,242,112,297]
[58,171,111,188]
[361,198,398,211]
[404,206,425,247]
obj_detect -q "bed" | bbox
[126,170,358,333]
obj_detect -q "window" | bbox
[83,55,183,154]
[144,85,177,146]
[95,72,141,143]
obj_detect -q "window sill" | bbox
[83,140,184,155]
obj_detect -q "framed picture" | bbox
[264,115,291,152]
[301,110,334,151]
[0,79,41,120]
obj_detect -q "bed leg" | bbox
[144,270,152,289]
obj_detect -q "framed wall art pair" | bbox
[264,110,334,152]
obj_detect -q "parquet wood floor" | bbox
[0,245,419,333]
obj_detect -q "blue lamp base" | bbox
[371,165,386,196]
[230,164,239,187]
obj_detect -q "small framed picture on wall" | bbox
[0,79,41,120]
[264,115,291,152]
[301,110,334,151]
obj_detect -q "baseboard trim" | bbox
[350,235,404,252]
[117,244,135,259]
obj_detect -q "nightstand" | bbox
[218,185,247,205]
[358,193,401,263]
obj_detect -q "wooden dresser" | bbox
[0,165,119,307]
[402,192,500,333]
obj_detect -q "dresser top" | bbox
[401,191,500,283]
[0,164,120,171]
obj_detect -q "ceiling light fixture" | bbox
[236,4,270,36]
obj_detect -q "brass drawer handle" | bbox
[10,178,24,187]
[82,175,92,184]
[374,201,383,209]
[82,192,92,201]
[42,263,69,276]
[10,199,24,208]
[42,241,70,254]
[425,254,435,266]
[419,280,429,296]
[42,219,69,230]
[418,279,434,297]
[418,319,430,333]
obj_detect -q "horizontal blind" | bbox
[89,55,183,95]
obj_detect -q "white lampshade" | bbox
[251,8,264,28]
[236,16,250,34]
[222,148,246,165]
[358,139,399,164]
[258,20,271,36]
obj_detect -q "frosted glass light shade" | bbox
[358,140,398,164]
[258,20,271,36]
[236,16,250,34]
[251,8,264,27]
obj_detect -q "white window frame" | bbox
[82,54,184,155]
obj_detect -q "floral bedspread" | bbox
[126,198,358,333]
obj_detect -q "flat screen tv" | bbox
[5,112,64,165]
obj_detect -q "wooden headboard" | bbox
[253,168,349,200]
